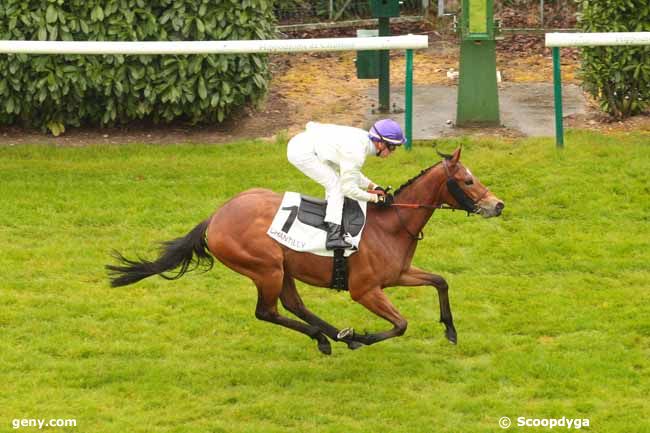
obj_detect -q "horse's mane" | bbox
[394,152,453,196]
[394,162,441,196]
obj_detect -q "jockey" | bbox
[287,119,406,250]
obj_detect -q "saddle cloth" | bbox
[266,192,367,257]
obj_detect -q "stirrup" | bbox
[337,327,354,340]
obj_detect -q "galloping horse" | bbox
[107,148,504,354]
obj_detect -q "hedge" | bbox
[0,0,276,134]
[577,0,649,118]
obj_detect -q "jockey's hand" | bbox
[376,193,394,207]
[373,185,392,195]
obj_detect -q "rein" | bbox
[391,203,456,242]
[393,206,425,241]
[387,158,490,241]
[391,203,456,210]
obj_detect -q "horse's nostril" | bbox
[495,201,505,211]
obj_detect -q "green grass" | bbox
[1,130,649,433]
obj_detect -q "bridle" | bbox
[389,158,490,241]
[441,158,490,214]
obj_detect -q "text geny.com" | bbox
[12,419,77,430]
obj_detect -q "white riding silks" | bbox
[287,122,377,225]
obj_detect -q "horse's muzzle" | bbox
[478,197,505,218]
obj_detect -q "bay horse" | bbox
[106,148,504,354]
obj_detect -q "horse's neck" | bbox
[393,164,446,233]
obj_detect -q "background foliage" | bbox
[576,0,650,118]
[274,0,424,22]
[0,0,276,134]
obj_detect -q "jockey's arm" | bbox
[340,161,379,203]
[358,173,376,190]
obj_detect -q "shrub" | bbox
[576,0,650,118]
[0,0,276,134]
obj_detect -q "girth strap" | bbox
[330,249,349,291]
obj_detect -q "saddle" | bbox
[294,195,365,237]
[294,195,364,291]
[267,192,369,291]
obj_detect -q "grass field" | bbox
[1,131,649,433]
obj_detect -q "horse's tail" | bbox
[106,219,214,288]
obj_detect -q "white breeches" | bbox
[287,133,344,224]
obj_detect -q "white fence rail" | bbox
[0,35,428,144]
[0,35,427,55]
[545,32,650,148]
[546,32,650,47]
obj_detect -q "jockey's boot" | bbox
[325,223,351,250]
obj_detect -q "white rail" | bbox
[546,32,650,148]
[546,32,650,47]
[0,35,428,55]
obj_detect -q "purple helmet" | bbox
[368,119,407,146]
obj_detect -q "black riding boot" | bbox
[325,223,351,250]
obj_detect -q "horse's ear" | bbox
[451,147,462,165]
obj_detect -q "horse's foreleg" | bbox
[396,266,456,344]
[345,288,408,346]
[279,276,363,350]
[254,272,332,355]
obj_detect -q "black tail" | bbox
[106,219,214,287]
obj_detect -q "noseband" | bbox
[442,159,488,214]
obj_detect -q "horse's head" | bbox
[439,148,504,218]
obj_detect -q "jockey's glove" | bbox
[376,193,394,207]
[373,185,392,195]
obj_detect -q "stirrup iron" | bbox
[337,327,354,340]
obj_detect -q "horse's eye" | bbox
[465,178,474,186]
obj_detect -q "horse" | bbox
[106,147,504,354]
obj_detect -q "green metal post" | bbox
[456,39,500,125]
[378,17,390,112]
[405,49,413,150]
[552,47,564,148]
[456,0,500,126]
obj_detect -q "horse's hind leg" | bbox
[280,276,364,350]
[254,271,332,355]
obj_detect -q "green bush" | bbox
[0,0,276,134]
[577,0,650,118]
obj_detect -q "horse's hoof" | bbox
[445,328,457,345]
[337,327,354,340]
[317,340,332,355]
[346,341,363,350]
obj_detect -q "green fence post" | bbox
[405,49,413,150]
[552,46,564,148]
[370,0,401,113]
[378,17,391,112]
